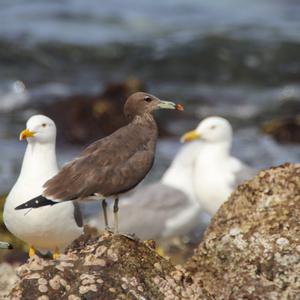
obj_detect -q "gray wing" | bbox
[73,202,83,228]
[116,182,192,240]
[233,163,258,188]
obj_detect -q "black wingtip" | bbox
[15,195,57,210]
[0,242,13,250]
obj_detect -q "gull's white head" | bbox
[19,115,56,144]
[181,116,232,144]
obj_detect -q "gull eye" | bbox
[42,123,47,128]
[210,125,216,130]
[144,96,152,102]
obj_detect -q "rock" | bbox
[262,115,300,144]
[186,163,300,299]
[41,78,172,145]
[9,232,203,299]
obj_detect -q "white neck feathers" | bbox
[18,142,58,182]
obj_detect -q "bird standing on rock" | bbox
[91,141,204,241]
[16,92,184,235]
[4,115,83,259]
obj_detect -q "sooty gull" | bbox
[4,115,83,258]
[15,92,184,235]
[181,116,257,215]
[89,141,205,240]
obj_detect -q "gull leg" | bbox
[113,197,137,240]
[102,199,110,230]
[113,197,119,234]
[52,247,60,260]
[29,246,36,257]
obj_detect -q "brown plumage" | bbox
[16,92,183,233]
[44,113,157,200]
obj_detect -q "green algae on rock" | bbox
[186,163,300,299]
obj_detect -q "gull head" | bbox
[124,92,183,121]
[19,115,56,144]
[181,116,232,144]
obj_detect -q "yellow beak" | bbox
[19,129,36,141]
[180,129,201,143]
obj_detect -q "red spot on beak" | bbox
[175,104,184,111]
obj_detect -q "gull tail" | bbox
[15,195,58,210]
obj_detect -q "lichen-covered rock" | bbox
[186,163,300,299]
[9,232,203,300]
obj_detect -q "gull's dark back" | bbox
[43,115,158,201]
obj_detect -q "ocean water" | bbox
[0,0,299,195]
[1,0,300,86]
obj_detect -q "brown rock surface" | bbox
[9,232,204,300]
[186,163,300,299]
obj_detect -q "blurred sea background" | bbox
[0,0,300,199]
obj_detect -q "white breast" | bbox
[3,144,83,252]
[193,146,236,215]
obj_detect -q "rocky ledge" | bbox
[187,163,300,299]
[9,233,203,300]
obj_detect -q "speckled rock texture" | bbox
[9,232,204,300]
[186,163,300,299]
